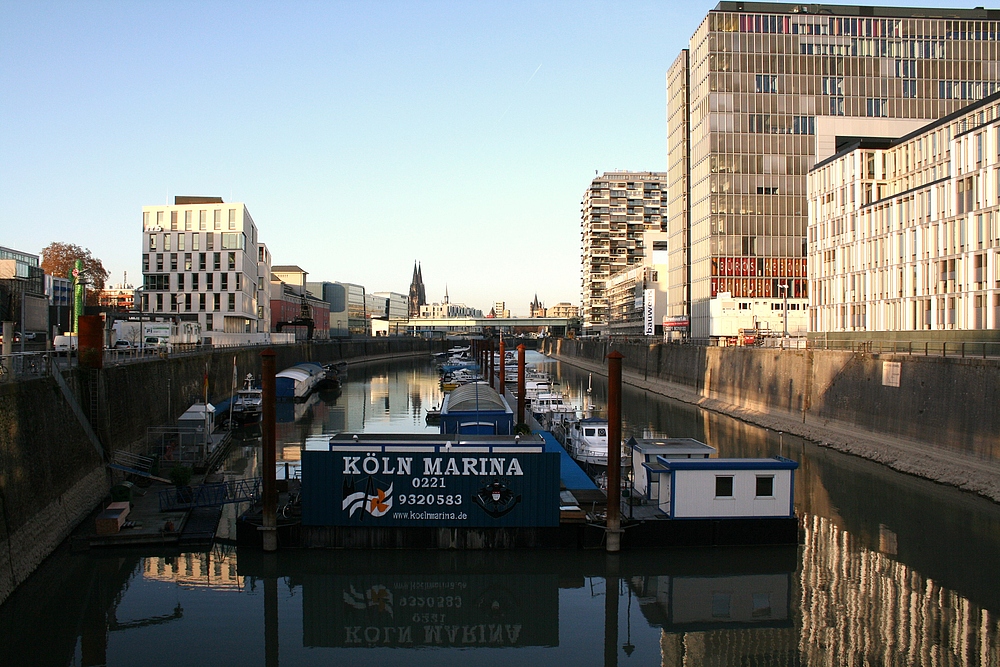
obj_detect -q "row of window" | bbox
[144,292,240,313]
[146,232,247,252]
[145,208,238,231]
[144,252,241,273]
[747,114,816,135]
[143,272,257,293]
[715,475,774,498]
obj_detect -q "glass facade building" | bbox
[667,2,1000,338]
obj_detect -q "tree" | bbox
[40,242,110,291]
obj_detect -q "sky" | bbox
[0,0,969,316]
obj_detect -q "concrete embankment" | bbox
[0,338,440,606]
[542,338,1000,503]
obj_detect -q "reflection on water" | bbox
[2,354,1000,666]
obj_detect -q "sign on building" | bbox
[643,289,656,336]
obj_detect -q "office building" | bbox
[307,281,350,337]
[809,92,1000,334]
[141,197,269,333]
[581,171,667,330]
[269,265,330,339]
[606,232,669,335]
[547,302,580,319]
[0,246,47,337]
[666,2,1000,338]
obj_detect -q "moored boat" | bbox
[564,417,610,468]
[276,362,326,401]
[231,374,262,423]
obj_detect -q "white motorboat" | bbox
[231,374,262,423]
[531,392,576,426]
[564,417,610,468]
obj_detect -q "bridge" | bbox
[404,317,571,336]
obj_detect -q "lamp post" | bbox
[778,281,789,339]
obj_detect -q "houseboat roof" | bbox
[654,456,799,471]
[442,382,510,414]
[327,432,544,453]
[629,436,717,457]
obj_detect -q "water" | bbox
[3,353,999,666]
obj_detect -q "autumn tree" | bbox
[40,242,110,291]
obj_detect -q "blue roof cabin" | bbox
[647,457,799,519]
[440,382,514,435]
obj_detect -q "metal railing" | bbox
[158,477,261,511]
[0,352,53,382]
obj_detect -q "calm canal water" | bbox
[2,352,999,666]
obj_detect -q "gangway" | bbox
[159,477,261,511]
[108,450,171,483]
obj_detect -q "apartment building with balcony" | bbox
[809,92,1000,335]
[141,196,269,333]
[581,171,667,330]
[667,2,1000,339]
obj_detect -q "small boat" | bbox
[531,392,576,425]
[565,417,610,468]
[425,407,442,424]
[231,374,262,424]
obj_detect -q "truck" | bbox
[112,320,202,352]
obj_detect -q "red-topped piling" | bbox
[606,349,623,553]
[517,344,526,426]
[261,348,277,551]
[499,338,506,395]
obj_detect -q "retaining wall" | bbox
[0,338,440,605]
[544,338,1000,463]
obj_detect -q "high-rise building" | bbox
[581,171,667,330]
[141,196,269,334]
[809,92,1000,335]
[667,2,1000,338]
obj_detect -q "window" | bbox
[143,211,149,228]
[228,293,235,311]
[751,593,772,618]
[206,234,214,251]
[755,475,774,497]
[821,76,843,95]
[199,210,207,230]
[156,211,163,227]
[156,294,163,311]
[711,593,731,619]
[184,253,192,271]
[199,253,206,271]
[755,74,777,93]
[902,80,918,98]
[142,254,149,272]
[206,273,214,290]
[192,234,199,251]
[170,254,177,271]
[192,273,199,291]
[229,208,236,229]
[184,210,192,230]
[155,254,163,272]
[221,232,245,250]
[214,209,221,230]
[227,251,236,270]
[867,98,888,117]
[221,273,228,291]
[199,293,206,311]
[149,235,157,251]
[185,293,192,311]
[235,273,242,290]
[170,211,177,230]
[213,253,221,270]
[213,293,221,311]
[163,234,171,251]
[715,476,734,497]
[830,97,844,115]
[169,294,177,311]
[177,273,184,290]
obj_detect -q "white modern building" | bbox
[141,196,270,334]
[809,92,1000,333]
[581,171,667,330]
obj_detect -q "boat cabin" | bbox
[177,401,216,432]
[646,457,798,519]
[629,436,716,503]
[440,382,514,435]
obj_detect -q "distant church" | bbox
[529,294,545,318]
[408,261,427,317]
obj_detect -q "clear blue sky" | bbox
[0,0,966,315]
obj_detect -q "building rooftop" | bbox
[712,2,999,19]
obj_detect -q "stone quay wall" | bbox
[542,338,1000,498]
[0,338,441,605]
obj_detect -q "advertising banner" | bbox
[302,449,560,527]
[643,289,656,336]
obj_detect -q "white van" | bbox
[53,334,78,356]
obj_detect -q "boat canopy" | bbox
[442,382,508,414]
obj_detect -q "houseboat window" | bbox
[715,476,734,497]
[755,475,774,497]
[585,428,596,436]
[598,429,607,436]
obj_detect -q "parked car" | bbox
[112,340,134,350]
[53,335,78,356]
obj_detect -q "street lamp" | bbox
[778,281,789,338]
